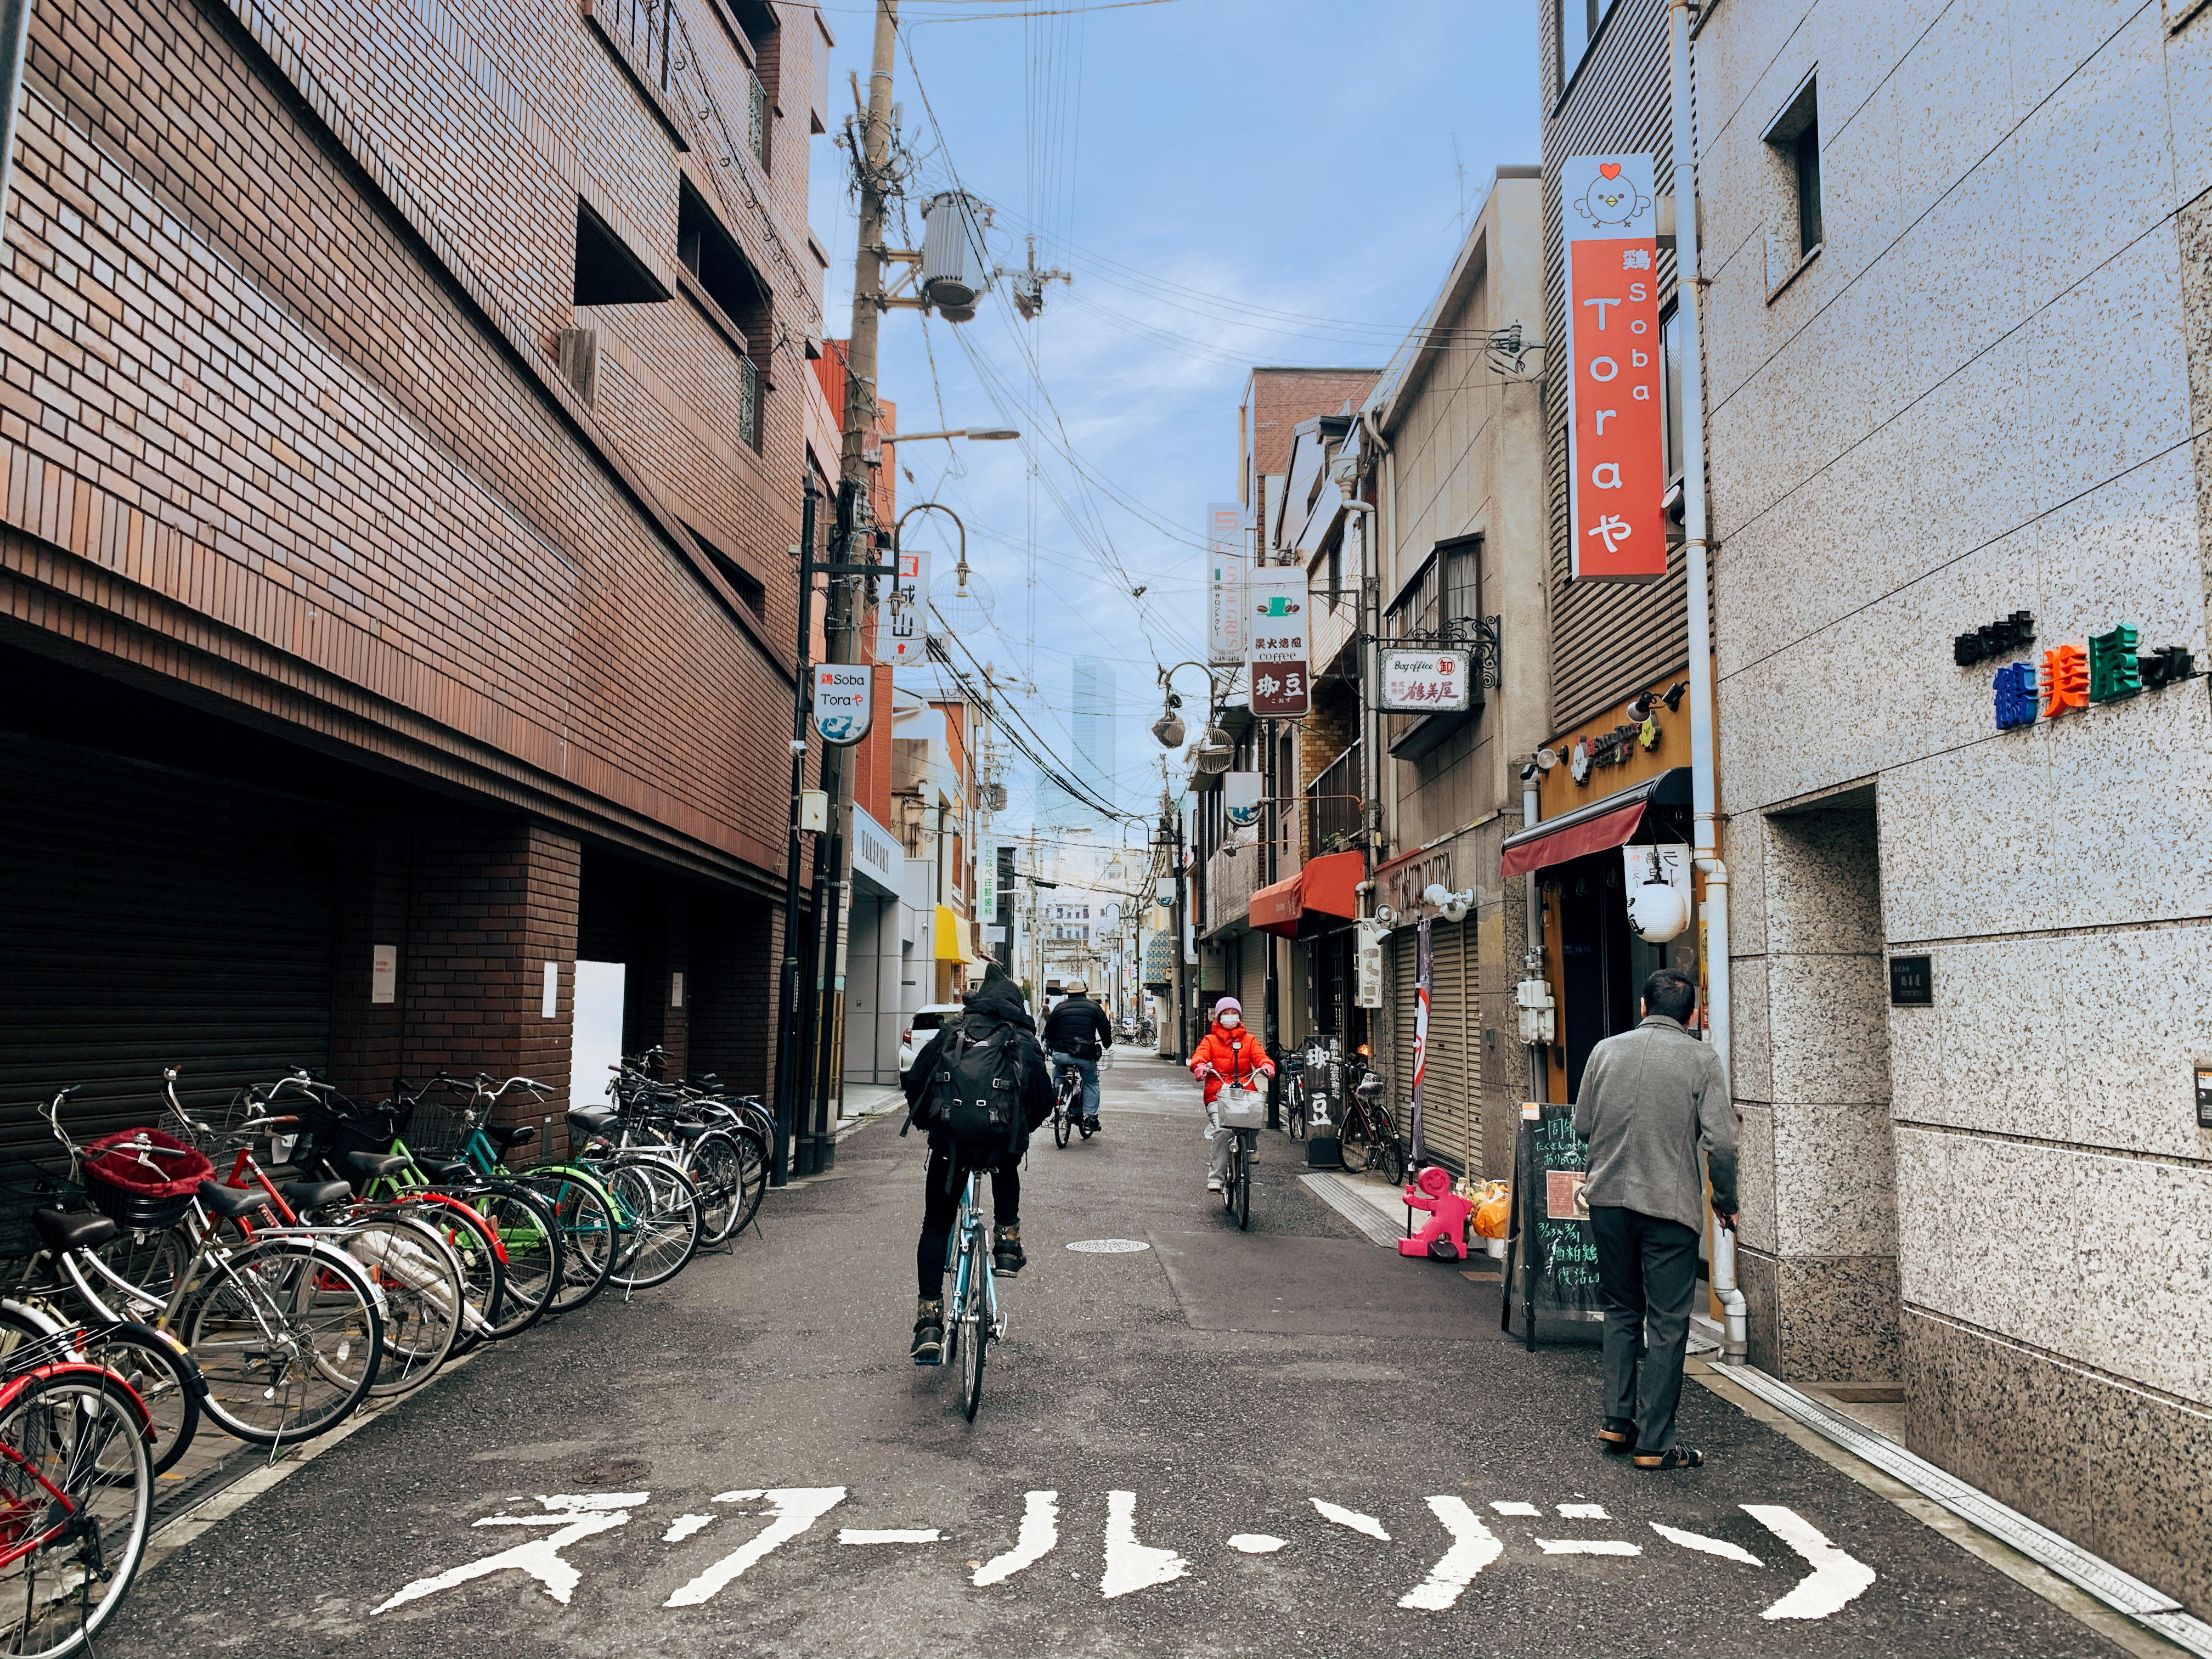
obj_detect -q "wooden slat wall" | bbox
[1541,0,1696,735]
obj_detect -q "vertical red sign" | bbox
[1565,154,1667,582]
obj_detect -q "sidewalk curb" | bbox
[1689,1360,2200,1659]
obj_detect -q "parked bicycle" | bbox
[1336,1072,1405,1184]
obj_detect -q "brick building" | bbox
[0,0,833,1151]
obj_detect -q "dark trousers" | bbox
[1589,1204,1701,1455]
[916,1148,1020,1297]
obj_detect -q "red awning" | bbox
[1248,850,1367,939]
[1499,800,1651,876]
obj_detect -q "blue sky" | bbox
[806,0,1539,834]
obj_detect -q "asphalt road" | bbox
[108,1057,2128,1657]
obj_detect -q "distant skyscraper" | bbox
[1041,657,1117,827]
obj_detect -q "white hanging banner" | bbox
[1223,770,1263,826]
[1205,502,1246,667]
[884,548,932,667]
[812,664,873,747]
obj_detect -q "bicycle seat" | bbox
[566,1107,617,1135]
[419,1157,475,1182]
[343,1151,410,1180]
[196,1180,269,1219]
[280,1178,353,1211]
[31,1207,116,1254]
[669,1121,710,1141]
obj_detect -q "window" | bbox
[1661,304,1681,482]
[1326,537,1342,610]
[1441,538,1480,636]
[1764,76,1823,263]
[678,183,770,447]
[1557,0,1616,89]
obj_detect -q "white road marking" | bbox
[1650,1521,1763,1566]
[840,1528,943,1544]
[1310,1499,1390,1541]
[1489,1500,1542,1517]
[1535,1538,1643,1555]
[664,1487,847,1608]
[974,1491,1059,1587]
[374,1492,646,1613]
[662,1515,715,1544]
[1228,1534,1286,1554]
[1742,1505,1877,1620]
[1557,1503,1610,1519]
[1102,1491,1189,1599]
[1397,1497,1503,1611]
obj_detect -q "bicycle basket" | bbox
[82,1128,216,1232]
[0,1152,83,1263]
[403,1095,478,1159]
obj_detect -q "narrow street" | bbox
[109,1060,2127,1658]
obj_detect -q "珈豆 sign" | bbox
[811,664,873,746]
[1379,648,1471,713]
[1565,154,1666,582]
[1247,567,1311,718]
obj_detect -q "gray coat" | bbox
[1571,1014,1739,1234]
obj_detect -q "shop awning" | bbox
[934,905,979,964]
[1498,768,1692,877]
[1248,850,1366,939]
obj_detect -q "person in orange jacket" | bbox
[1187,996,1274,1193]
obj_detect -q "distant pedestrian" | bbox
[1042,979,1113,1132]
[1572,968,1739,1471]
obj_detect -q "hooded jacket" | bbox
[902,975,1056,1154]
[1043,994,1113,1057]
[1187,1015,1271,1104]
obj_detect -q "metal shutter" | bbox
[1239,931,1267,1031]
[1389,929,1418,1113]
[1419,920,1475,1173]
[0,733,337,1165]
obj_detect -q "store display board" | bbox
[1500,1102,1605,1348]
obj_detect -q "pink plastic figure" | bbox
[1398,1164,1474,1261]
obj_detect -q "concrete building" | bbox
[0,0,830,1149]
[1345,167,1548,1179]
[1695,0,2212,1614]
[1038,656,1118,827]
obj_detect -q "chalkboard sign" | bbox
[1500,1102,1605,1349]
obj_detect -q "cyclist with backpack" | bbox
[901,969,1055,1364]
[1042,979,1113,1133]
[1187,995,1274,1193]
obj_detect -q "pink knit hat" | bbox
[1212,997,1242,1017]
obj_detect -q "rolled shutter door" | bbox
[1240,932,1268,1034]
[1390,928,1418,1111]
[1420,921,1473,1172]
[0,733,337,1165]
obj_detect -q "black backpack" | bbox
[908,1019,1027,1169]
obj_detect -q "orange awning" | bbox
[1498,769,1691,877]
[1248,850,1367,939]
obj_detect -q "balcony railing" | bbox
[1306,743,1362,859]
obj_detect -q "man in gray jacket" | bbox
[1572,967,1739,1471]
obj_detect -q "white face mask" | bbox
[1218,1012,1241,1028]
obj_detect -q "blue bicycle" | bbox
[940,1167,1003,1420]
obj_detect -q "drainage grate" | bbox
[1722,1364,2212,1655]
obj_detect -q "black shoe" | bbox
[1599,1417,1635,1452]
[1634,1444,1705,1470]
[993,1224,1027,1277]
[1084,1117,1102,1133]
[911,1297,944,1365]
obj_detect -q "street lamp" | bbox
[873,426,1022,449]
[1152,660,1226,752]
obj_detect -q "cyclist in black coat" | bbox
[900,968,1053,1364]
[1041,981,1113,1132]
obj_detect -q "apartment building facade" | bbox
[0,0,830,1149]
[1697,0,2212,1615]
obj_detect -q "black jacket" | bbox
[1042,994,1113,1057]
[902,977,1056,1155]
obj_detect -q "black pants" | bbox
[916,1148,1020,1298]
[1590,1204,1701,1455]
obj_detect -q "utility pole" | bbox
[801,0,899,1175]
[771,482,821,1186]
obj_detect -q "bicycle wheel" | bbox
[1052,1102,1071,1149]
[472,1186,561,1339]
[957,1250,989,1421]
[341,1217,462,1398]
[1376,1122,1407,1186]
[186,1237,381,1446]
[1234,1133,1252,1231]
[408,1198,505,1351]
[519,1169,618,1316]
[0,1369,153,1658]
[1339,1108,1374,1173]
[74,1322,203,1480]
[88,1226,192,1318]
[686,1131,743,1245]
[1287,1082,1308,1139]
[727,1128,768,1237]
[603,1160,701,1290]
